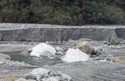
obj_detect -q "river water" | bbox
[9,52,63,66]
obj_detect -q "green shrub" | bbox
[18,6,30,22]
[0,0,125,25]
[101,5,125,24]
[0,6,13,22]
[82,1,125,24]
[49,9,72,25]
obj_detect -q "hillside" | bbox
[0,0,125,25]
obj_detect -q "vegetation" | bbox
[0,0,125,25]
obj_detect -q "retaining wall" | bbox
[0,23,125,42]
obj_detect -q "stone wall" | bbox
[0,23,125,42]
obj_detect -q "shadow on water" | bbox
[7,52,63,67]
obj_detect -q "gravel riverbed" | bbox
[0,40,125,81]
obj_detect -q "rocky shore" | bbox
[0,38,125,81]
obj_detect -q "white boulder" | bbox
[61,48,90,62]
[30,43,56,57]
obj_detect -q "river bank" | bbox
[0,39,125,81]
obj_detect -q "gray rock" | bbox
[106,30,120,45]
[55,46,64,52]
[25,68,50,81]
[92,47,102,56]
[25,68,72,81]
[75,41,94,54]
[55,52,63,55]
[55,46,64,55]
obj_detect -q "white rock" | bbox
[46,77,58,81]
[25,68,50,81]
[30,43,56,57]
[61,48,90,62]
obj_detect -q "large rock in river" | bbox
[107,31,120,45]
[30,43,56,57]
[75,41,94,54]
[61,48,90,62]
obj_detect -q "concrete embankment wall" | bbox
[0,23,125,42]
